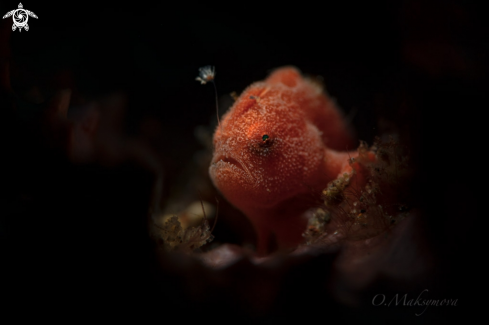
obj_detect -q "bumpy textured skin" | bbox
[210,67,358,254]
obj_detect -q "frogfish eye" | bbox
[259,134,273,149]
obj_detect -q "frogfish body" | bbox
[210,67,361,254]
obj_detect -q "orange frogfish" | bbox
[210,67,365,254]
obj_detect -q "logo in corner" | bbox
[3,3,38,32]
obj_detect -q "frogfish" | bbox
[209,67,368,254]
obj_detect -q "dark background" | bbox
[0,1,484,323]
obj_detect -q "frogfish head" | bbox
[209,67,328,211]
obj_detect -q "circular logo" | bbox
[3,4,38,32]
[13,9,28,28]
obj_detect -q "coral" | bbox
[303,137,412,244]
[151,201,215,253]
